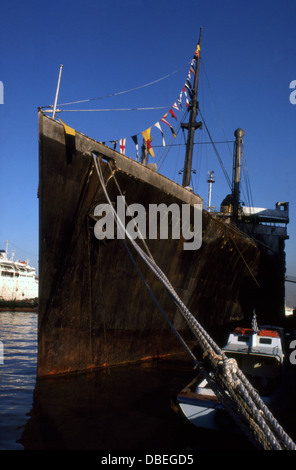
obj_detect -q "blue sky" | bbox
[1,0,296,303]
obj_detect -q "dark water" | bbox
[2,310,295,454]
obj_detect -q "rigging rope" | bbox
[198,106,232,190]
[241,142,254,209]
[42,63,190,109]
[157,108,190,171]
[225,225,260,288]
[46,106,171,113]
[200,58,233,159]
[91,151,296,450]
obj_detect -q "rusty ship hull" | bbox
[37,111,286,377]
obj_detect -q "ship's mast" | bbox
[52,64,63,120]
[181,28,203,188]
[5,240,9,256]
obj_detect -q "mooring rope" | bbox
[92,152,296,450]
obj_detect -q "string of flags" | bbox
[60,42,201,161]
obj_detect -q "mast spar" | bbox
[181,27,203,188]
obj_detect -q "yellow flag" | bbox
[141,128,155,157]
[195,44,200,57]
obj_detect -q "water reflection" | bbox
[20,360,252,450]
[3,311,294,451]
[0,311,37,450]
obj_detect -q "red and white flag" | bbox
[119,138,126,154]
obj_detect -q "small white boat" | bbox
[177,315,284,431]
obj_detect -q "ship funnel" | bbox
[232,128,245,223]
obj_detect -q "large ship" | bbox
[0,243,38,310]
[37,30,289,377]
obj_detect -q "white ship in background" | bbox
[0,243,38,309]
